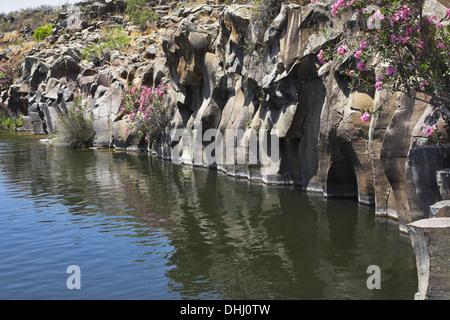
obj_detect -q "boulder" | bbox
[430,201,450,218]
[407,218,450,300]
[30,61,50,92]
[144,45,158,60]
[92,81,124,147]
[112,118,143,150]
[28,102,46,135]
[48,55,80,80]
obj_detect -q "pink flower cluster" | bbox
[424,125,436,136]
[337,45,349,55]
[331,0,355,16]
[353,41,367,59]
[375,80,382,90]
[389,5,411,27]
[0,54,24,91]
[367,9,385,28]
[420,79,430,90]
[385,66,396,76]
[317,49,325,64]
[357,61,366,71]
[360,112,371,122]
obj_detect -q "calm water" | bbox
[0,132,417,300]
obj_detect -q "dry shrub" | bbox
[55,98,95,148]
[2,30,20,41]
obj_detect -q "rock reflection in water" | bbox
[0,133,417,299]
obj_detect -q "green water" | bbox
[0,132,417,299]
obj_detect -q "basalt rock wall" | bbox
[1,0,450,232]
[153,0,450,233]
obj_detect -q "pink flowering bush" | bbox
[120,84,170,145]
[0,54,24,92]
[329,0,356,17]
[315,0,450,126]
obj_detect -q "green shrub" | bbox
[82,26,130,60]
[126,0,158,29]
[0,109,23,131]
[33,23,53,41]
[55,97,95,148]
[15,116,23,128]
[0,114,12,130]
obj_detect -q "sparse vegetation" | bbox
[82,26,130,61]
[0,5,56,34]
[245,0,284,56]
[0,18,12,34]
[126,0,159,30]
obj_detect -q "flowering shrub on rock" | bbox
[314,0,450,123]
[120,84,170,146]
[424,124,445,145]
[0,54,24,91]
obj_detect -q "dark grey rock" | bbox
[407,146,450,219]
[436,169,450,200]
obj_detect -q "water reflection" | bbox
[0,132,417,299]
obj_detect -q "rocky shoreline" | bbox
[2,0,449,229]
[1,0,450,299]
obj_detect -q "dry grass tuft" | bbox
[2,30,20,42]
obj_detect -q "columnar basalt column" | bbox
[407,218,450,300]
